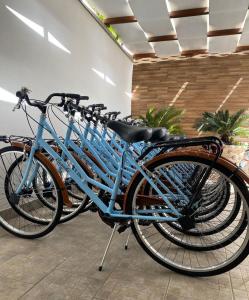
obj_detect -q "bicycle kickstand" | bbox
[124,229,131,250]
[98,223,118,271]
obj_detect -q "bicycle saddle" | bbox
[107,121,153,143]
[148,128,168,143]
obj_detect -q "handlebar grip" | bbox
[64,93,80,99]
[79,96,89,100]
[76,95,89,105]
[104,111,120,117]
[0,135,9,142]
[87,104,105,110]
[65,93,89,100]
[16,90,28,99]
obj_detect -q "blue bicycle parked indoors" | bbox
[0,87,249,277]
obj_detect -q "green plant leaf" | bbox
[194,109,249,143]
[138,106,185,134]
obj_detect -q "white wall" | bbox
[0,0,133,136]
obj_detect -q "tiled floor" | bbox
[1,212,249,300]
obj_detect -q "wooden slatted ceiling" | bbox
[104,16,137,25]
[104,8,209,23]
[169,7,209,18]
[88,0,249,60]
[208,29,242,37]
[148,35,177,42]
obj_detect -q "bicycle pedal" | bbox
[89,204,98,212]
[117,224,130,234]
[43,188,53,198]
[178,215,195,231]
[9,193,21,205]
[138,220,152,226]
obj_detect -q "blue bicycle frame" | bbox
[16,113,182,222]
[68,118,192,203]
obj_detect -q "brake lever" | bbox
[12,99,22,112]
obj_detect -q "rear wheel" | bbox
[126,154,249,276]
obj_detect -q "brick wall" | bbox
[132,54,249,137]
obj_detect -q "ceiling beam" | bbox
[208,28,242,37]
[103,7,209,25]
[170,7,209,18]
[181,49,208,57]
[236,45,249,52]
[104,16,137,25]
[133,53,157,60]
[148,35,177,43]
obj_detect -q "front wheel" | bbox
[0,146,63,239]
[32,151,91,223]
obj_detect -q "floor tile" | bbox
[20,269,102,300]
[0,213,248,299]
[0,275,32,300]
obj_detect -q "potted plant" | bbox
[138,106,185,134]
[195,109,249,164]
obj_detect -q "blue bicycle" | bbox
[1,87,249,277]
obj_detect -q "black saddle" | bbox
[149,128,168,143]
[107,121,152,143]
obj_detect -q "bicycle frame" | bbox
[69,119,193,203]
[16,113,182,222]
[62,117,189,204]
[65,119,133,186]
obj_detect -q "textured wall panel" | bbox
[132,54,249,137]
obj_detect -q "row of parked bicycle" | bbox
[0,87,249,277]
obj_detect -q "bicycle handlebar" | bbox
[104,111,121,116]
[15,88,89,112]
[45,93,89,104]
[104,111,121,121]
[123,115,132,121]
[87,104,106,111]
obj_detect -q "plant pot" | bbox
[222,145,247,166]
